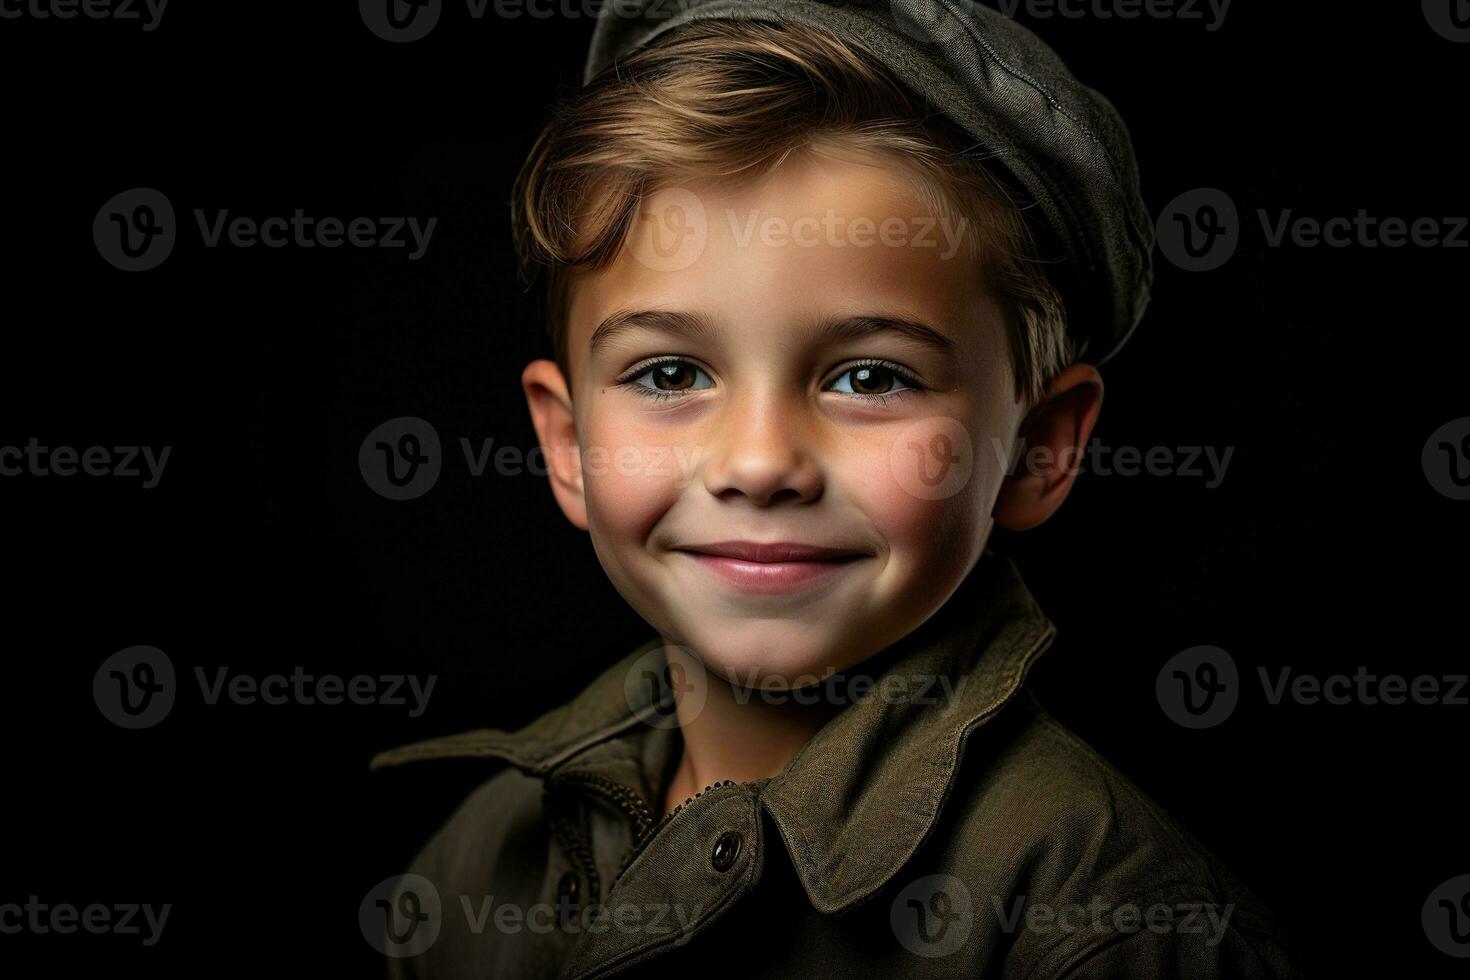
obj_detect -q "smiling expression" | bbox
[543,148,1029,687]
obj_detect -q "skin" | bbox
[523,146,1103,813]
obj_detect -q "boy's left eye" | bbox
[826,363,918,396]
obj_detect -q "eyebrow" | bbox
[588,309,957,355]
[589,309,716,354]
[808,313,957,353]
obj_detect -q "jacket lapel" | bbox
[372,550,1057,918]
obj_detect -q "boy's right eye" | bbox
[621,358,714,396]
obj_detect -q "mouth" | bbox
[671,540,871,595]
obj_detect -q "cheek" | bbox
[580,410,692,545]
[838,415,999,556]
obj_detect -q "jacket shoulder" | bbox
[931,689,1302,978]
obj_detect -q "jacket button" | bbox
[556,871,580,906]
[555,871,580,930]
[710,831,742,872]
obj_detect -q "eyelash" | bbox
[613,357,926,404]
[828,358,925,403]
[616,356,711,402]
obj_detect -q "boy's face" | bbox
[524,149,1091,687]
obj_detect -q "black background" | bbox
[2,1,1466,975]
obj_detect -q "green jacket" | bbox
[370,551,1301,978]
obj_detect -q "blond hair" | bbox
[511,18,1072,407]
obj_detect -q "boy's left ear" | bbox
[522,359,588,530]
[992,362,1104,531]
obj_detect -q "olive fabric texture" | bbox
[583,0,1156,367]
[372,551,1301,978]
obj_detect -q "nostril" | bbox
[715,485,812,506]
[762,487,808,506]
[702,442,823,504]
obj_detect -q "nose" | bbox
[701,390,823,506]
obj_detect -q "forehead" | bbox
[565,150,1002,368]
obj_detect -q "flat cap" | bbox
[585,0,1154,367]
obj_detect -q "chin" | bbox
[676,616,892,691]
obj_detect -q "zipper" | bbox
[547,770,742,889]
[544,788,603,907]
[617,779,737,880]
[548,770,658,843]
[545,770,660,893]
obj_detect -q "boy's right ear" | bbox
[521,359,588,530]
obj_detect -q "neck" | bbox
[659,644,843,816]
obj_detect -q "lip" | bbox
[673,540,869,595]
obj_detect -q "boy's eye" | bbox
[826,363,917,397]
[629,359,713,393]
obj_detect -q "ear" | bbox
[992,362,1104,531]
[521,359,588,530]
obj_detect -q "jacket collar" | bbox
[372,548,1057,914]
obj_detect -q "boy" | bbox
[370,2,1301,976]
